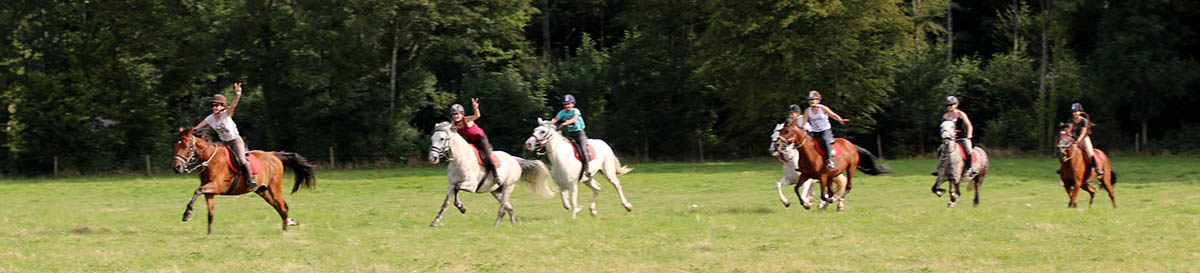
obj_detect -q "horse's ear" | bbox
[537,117,544,124]
[177,127,185,133]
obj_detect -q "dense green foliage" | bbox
[2,158,1199,271]
[3,0,1199,174]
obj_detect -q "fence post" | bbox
[1134,133,1140,154]
[329,146,336,169]
[53,156,58,176]
[698,138,704,162]
[145,155,152,176]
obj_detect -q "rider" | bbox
[1066,102,1102,176]
[799,90,848,170]
[192,83,259,190]
[786,104,803,125]
[942,96,975,175]
[450,98,501,184]
[550,94,590,178]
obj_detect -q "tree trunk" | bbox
[1037,0,1049,152]
[541,0,551,65]
[946,0,953,64]
[389,30,399,115]
[1142,121,1149,147]
[913,0,920,57]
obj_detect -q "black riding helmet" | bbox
[788,104,802,112]
[448,104,465,115]
[563,94,576,104]
[945,96,959,106]
[1070,102,1084,112]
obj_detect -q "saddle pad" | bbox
[572,144,597,162]
[813,141,842,158]
[471,146,502,168]
[956,143,980,163]
[224,148,262,174]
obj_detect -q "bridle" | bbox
[175,135,218,174]
[530,125,557,155]
[1056,135,1077,162]
[430,131,454,161]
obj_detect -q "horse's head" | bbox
[429,122,454,164]
[172,127,201,174]
[1055,127,1074,161]
[769,123,785,156]
[526,118,558,152]
[939,120,957,140]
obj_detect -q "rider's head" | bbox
[788,104,802,118]
[1070,102,1085,118]
[807,90,822,106]
[210,94,227,113]
[562,94,576,110]
[945,96,959,110]
[448,104,465,122]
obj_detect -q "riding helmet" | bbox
[211,94,227,105]
[562,94,576,104]
[945,96,959,106]
[448,104,465,115]
[1070,102,1084,112]
[807,90,821,100]
[788,104,802,112]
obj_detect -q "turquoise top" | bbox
[556,108,585,132]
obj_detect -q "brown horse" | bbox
[1056,129,1117,208]
[172,127,316,234]
[775,122,888,210]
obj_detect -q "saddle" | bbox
[570,143,597,162]
[224,148,262,174]
[812,140,842,158]
[955,142,979,163]
[469,146,502,168]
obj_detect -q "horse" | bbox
[770,123,845,210]
[525,118,633,219]
[1056,128,1117,208]
[930,121,990,207]
[775,121,889,211]
[428,122,555,227]
[171,127,316,235]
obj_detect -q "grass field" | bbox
[2,157,1199,272]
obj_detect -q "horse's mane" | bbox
[434,121,453,133]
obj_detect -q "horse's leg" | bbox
[257,187,288,232]
[1068,178,1082,208]
[502,182,516,224]
[560,187,572,211]
[834,175,847,211]
[490,186,506,227]
[931,172,946,197]
[972,174,984,207]
[799,179,815,210]
[602,166,633,212]
[430,184,456,227]
[454,186,467,214]
[776,177,792,208]
[182,188,202,222]
[1083,183,1098,207]
[204,194,216,235]
[587,178,601,217]
[947,178,959,208]
[570,182,581,219]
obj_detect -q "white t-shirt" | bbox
[204,111,240,141]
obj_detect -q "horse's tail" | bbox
[516,158,556,198]
[1110,170,1118,185]
[854,145,892,175]
[275,151,317,194]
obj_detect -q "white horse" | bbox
[770,123,847,210]
[525,118,633,219]
[931,120,989,207]
[428,122,555,227]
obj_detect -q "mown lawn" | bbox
[1,157,1198,272]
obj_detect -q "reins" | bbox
[177,136,219,174]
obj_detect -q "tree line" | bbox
[2,0,1198,175]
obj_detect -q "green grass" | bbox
[2,157,1198,272]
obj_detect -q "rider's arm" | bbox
[959,110,974,138]
[560,109,581,126]
[227,83,243,118]
[823,106,849,124]
[1076,124,1089,143]
[192,119,208,131]
[465,98,481,122]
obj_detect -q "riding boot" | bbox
[241,161,259,190]
[963,153,975,177]
[1091,156,1104,176]
[824,157,835,170]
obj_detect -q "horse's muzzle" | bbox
[173,162,186,174]
[428,152,440,164]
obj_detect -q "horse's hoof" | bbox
[182,212,193,222]
[782,201,791,208]
[429,221,442,227]
[836,203,845,211]
[589,209,598,217]
[947,202,956,208]
[456,206,467,214]
[802,202,812,210]
[286,218,299,226]
[624,204,633,212]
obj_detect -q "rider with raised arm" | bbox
[192,83,258,190]
[550,94,590,178]
[799,90,849,169]
[943,96,975,175]
[450,98,501,184]
[1066,103,1102,176]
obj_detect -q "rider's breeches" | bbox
[227,137,250,173]
[566,130,589,168]
[809,130,834,161]
[468,135,497,171]
[1080,136,1096,161]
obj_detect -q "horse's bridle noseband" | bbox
[430,131,453,161]
[175,135,218,174]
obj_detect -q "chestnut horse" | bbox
[172,128,316,234]
[1055,129,1117,208]
[775,122,889,210]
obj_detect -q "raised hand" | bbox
[234,83,243,97]
[471,98,480,109]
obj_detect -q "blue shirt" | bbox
[556,108,585,132]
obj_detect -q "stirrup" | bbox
[824,159,835,169]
